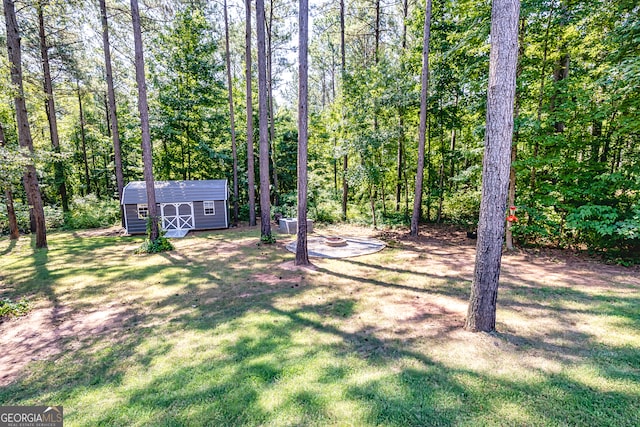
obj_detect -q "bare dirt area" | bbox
[70,225,127,238]
[0,301,135,386]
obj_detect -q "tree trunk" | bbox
[410,0,432,236]
[551,51,569,134]
[266,1,279,206]
[374,0,380,63]
[396,112,404,212]
[340,0,348,222]
[295,0,310,266]
[396,0,409,212]
[246,0,257,226]
[131,0,159,241]
[342,155,348,221]
[0,122,20,240]
[465,0,520,333]
[4,0,47,248]
[77,81,91,196]
[506,17,526,251]
[224,0,239,225]
[100,0,125,203]
[38,1,69,212]
[256,0,272,240]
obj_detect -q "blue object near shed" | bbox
[121,180,229,234]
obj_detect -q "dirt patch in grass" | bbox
[0,301,135,386]
[71,226,127,238]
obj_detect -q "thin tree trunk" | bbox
[396,112,404,212]
[256,0,272,240]
[295,0,310,265]
[0,122,19,240]
[340,0,348,222]
[551,50,570,134]
[371,0,381,224]
[224,0,239,225]
[38,1,68,212]
[342,155,348,221]
[246,0,256,226]
[266,1,279,206]
[370,185,377,229]
[465,0,520,333]
[333,137,338,194]
[426,116,431,222]
[436,103,445,223]
[374,0,380,63]
[396,0,409,212]
[449,93,458,189]
[506,17,526,251]
[410,0,432,236]
[100,0,124,203]
[4,0,47,248]
[77,81,91,196]
[131,0,159,241]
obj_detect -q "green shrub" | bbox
[63,194,120,230]
[44,205,65,229]
[135,236,174,254]
[0,297,30,319]
[312,206,338,224]
[441,190,481,229]
[0,202,64,235]
[135,217,174,254]
[380,210,410,227]
[566,203,640,254]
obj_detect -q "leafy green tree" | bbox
[150,8,226,181]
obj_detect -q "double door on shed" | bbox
[160,202,194,230]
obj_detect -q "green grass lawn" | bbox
[1,226,639,426]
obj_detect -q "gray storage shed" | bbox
[121,180,229,234]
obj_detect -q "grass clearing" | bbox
[1,225,639,426]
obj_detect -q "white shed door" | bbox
[161,202,194,230]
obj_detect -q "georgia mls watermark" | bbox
[0,406,63,427]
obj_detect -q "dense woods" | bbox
[0,0,638,259]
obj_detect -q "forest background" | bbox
[0,0,638,260]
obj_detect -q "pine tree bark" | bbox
[465,0,520,333]
[506,17,526,251]
[256,0,272,239]
[224,0,239,225]
[295,0,310,266]
[410,0,432,237]
[4,0,47,248]
[266,1,279,206]
[0,122,19,240]
[100,0,125,203]
[396,0,409,212]
[77,81,91,196]
[340,0,348,222]
[37,1,69,212]
[131,0,159,241]
[246,0,257,226]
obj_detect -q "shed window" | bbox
[203,201,215,215]
[137,204,149,219]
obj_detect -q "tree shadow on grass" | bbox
[0,238,17,256]
[2,229,639,425]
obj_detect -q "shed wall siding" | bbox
[193,201,228,229]
[124,201,228,234]
[125,204,149,234]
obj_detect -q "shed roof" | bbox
[121,180,228,205]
